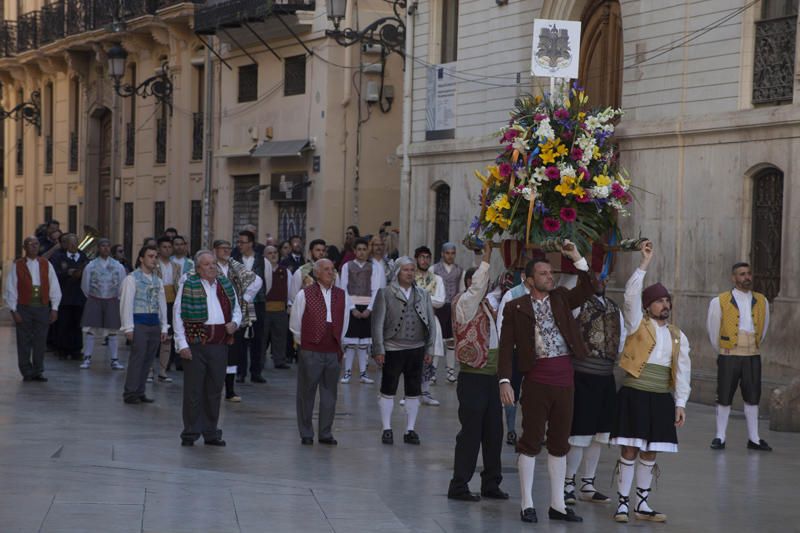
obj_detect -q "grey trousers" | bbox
[181,343,227,442]
[15,305,50,378]
[296,350,340,440]
[123,324,162,401]
[264,310,288,366]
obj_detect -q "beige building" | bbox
[0,0,403,265]
[401,0,799,411]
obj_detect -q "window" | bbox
[154,201,165,237]
[124,202,134,263]
[44,82,54,174]
[433,183,450,262]
[69,77,79,172]
[233,175,260,239]
[753,0,798,104]
[191,200,202,254]
[278,203,306,242]
[68,205,77,234]
[15,206,23,259]
[284,55,306,96]
[238,63,258,103]
[751,167,784,301]
[440,0,459,63]
[44,205,53,223]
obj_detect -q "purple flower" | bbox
[534,113,548,122]
[499,162,513,178]
[554,108,569,120]
[543,217,561,233]
[545,166,561,180]
[502,129,519,142]
[570,147,583,161]
[534,201,549,216]
[611,182,627,199]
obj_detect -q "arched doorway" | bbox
[751,166,783,301]
[579,0,623,109]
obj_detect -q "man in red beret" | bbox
[610,241,691,524]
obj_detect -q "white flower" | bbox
[558,163,576,179]
[512,137,529,154]
[521,187,534,201]
[531,166,547,184]
[592,185,610,199]
[585,116,602,130]
[535,119,555,141]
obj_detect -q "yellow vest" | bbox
[619,318,681,389]
[718,291,766,351]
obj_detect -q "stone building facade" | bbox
[400,0,799,408]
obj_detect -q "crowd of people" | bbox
[3,218,774,525]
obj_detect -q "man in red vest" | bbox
[263,244,291,369]
[289,258,352,446]
[4,236,62,381]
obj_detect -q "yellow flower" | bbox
[488,165,503,182]
[593,174,612,187]
[554,182,572,197]
[485,206,499,223]
[555,143,569,157]
[578,112,586,121]
[592,146,601,160]
[494,194,511,210]
[573,185,585,197]
[540,150,556,164]
[496,217,511,230]
[474,169,490,187]
[534,95,543,104]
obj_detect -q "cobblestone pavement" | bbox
[0,323,796,533]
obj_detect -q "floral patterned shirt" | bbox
[531,295,570,358]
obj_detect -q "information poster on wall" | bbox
[425,62,457,140]
[531,19,582,79]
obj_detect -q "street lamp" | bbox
[107,43,173,113]
[325,0,407,56]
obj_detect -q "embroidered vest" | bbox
[87,258,124,298]
[452,292,490,369]
[718,290,766,351]
[415,270,438,295]
[266,266,289,302]
[300,283,345,351]
[434,262,463,303]
[574,296,621,375]
[619,317,681,389]
[16,258,50,306]
[132,270,163,315]
[346,261,373,306]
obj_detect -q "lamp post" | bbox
[324,0,408,55]
[107,43,173,113]
[0,90,41,133]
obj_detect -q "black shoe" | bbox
[235,375,245,383]
[204,438,226,447]
[710,438,725,450]
[22,376,34,382]
[301,437,313,445]
[480,488,509,500]
[520,508,538,523]
[382,429,394,445]
[123,397,141,404]
[403,430,420,445]
[181,439,194,447]
[318,437,338,446]
[548,507,583,522]
[139,396,155,403]
[506,431,517,446]
[31,375,48,382]
[747,439,772,451]
[251,375,267,383]
[447,491,480,502]
[275,363,291,370]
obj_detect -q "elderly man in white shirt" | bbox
[3,236,62,381]
[174,250,242,447]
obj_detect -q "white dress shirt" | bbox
[241,254,255,272]
[706,288,769,353]
[173,277,243,351]
[455,261,498,349]
[158,259,175,286]
[289,283,352,345]
[3,257,62,312]
[624,268,691,408]
[118,271,168,334]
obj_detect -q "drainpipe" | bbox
[399,4,414,253]
[202,43,214,248]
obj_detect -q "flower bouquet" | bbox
[464,85,639,257]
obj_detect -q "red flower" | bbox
[560,207,577,223]
[576,194,591,203]
[545,166,561,180]
[554,108,569,120]
[570,147,584,161]
[499,162,513,177]
[543,217,561,233]
[534,113,548,122]
[611,182,627,199]
[578,167,590,181]
[502,130,519,142]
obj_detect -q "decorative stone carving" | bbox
[770,377,800,432]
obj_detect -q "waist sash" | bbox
[623,363,671,393]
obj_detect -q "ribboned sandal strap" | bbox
[579,477,595,492]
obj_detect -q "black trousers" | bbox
[15,305,50,378]
[181,343,227,442]
[717,354,762,405]
[449,372,503,495]
[237,303,265,378]
[54,304,83,356]
[380,347,425,397]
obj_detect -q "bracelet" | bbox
[499,378,510,385]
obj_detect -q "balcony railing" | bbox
[16,140,23,175]
[192,112,203,160]
[45,135,54,174]
[195,0,315,35]
[0,0,202,57]
[155,117,167,164]
[125,121,135,166]
[69,131,78,171]
[753,15,797,104]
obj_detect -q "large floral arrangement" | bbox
[466,85,633,254]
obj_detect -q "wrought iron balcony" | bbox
[753,15,797,105]
[155,117,167,164]
[0,21,16,58]
[125,121,135,166]
[191,112,203,160]
[195,0,315,35]
[16,11,39,53]
[16,140,23,175]
[41,1,66,44]
[45,135,54,174]
[69,131,79,171]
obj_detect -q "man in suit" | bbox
[235,230,268,383]
[50,233,89,359]
[498,240,593,524]
[280,235,305,274]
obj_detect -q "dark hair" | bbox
[238,230,256,243]
[353,237,369,249]
[731,262,750,273]
[346,225,360,237]
[164,227,178,235]
[172,235,186,244]
[524,258,550,278]
[46,219,60,227]
[309,238,326,250]
[289,235,302,242]
[157,236,173,246]
[464,266,478,284]
[326,245,342,265]
[135,244,158,267]
[278,239,290,250]
[414,246,432,258]
[142,236,156,245]
[111,244,124,255]
[213,239,231,248]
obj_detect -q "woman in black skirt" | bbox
[610,241,691,524]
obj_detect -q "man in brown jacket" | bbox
[499,240,593,524]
